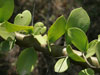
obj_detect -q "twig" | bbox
[32,0,36,25]
[82,53,96,68]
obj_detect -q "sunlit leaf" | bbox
[0,0,14,22]
[66,7,90,32]
[0,26,15,40]
[34,35,47,46]
[43,34,48,42]
[16,48,37,75]
[33,22,47,35]
[67,45,85,62]
[48,15,66,43]
[95,42,100,64]
[86,40,97,58]
[79,68,95,75]
[54,56,69,73]
[14,10,32,26]
[4,21,33,32]
[68,27,88,52]
[98,35,100,42]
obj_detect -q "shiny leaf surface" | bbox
[48,15,66,43]
[68,27,88,52]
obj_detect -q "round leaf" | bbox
[16,48,38,75]
[54,56,69,73]
[66,7,90,32]
[68,27,88,52]
[0,0,14,22]
[14,10,32,26]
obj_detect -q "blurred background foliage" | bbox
[0,0,100,75]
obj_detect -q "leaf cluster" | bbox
[0,0,100,75]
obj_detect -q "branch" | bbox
[15,32,66,56]
[15,32,100,69]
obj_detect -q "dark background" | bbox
[0,0,100,75]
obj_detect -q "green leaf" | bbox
[65,32,71,45]
[79,68,95,75]
[43,34,48,42]
[33,22,47,35]
[0,40,10,52]
[68,27,88,52]
[54,56,69,73]
[86,40,97,58]
[0,26,15,40]
[0,0,14,22]
[66,7,90,32]
[0,0,5,7]
[98,35,100,42]
[4,21,33,32]
[16,48,37,75]
[0,38,15,52]
[34,22,44,27]
[34,35,47,46]
[48,15,66,43]
[67,45,85,62]
[95,42,100,64]
[14,10,32,26]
